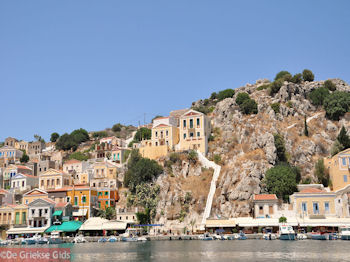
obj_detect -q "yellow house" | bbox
[324,148,350,191]
[178,109,211,155]
[65,185,98,219]
[0,204,28,227]
[139,116,180,160]
[22,188,49,205]
[39,169,72,191]
[290,187,337,218]
[94,161,117,180]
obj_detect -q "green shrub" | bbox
[308,87,330,106]
[314,158,329,186]
[302,69,314,82]
[213,154,221,164]
[240,99,258,114]
[270,103,280,114]
[188,150,198,163]
[275,71,292,81]
[274,133,287,163]
[192,105,210,115]
[324,79,336,91]
[92,131,108,138]
[69,151,89,161]
[323,91,350,120]
[268,79,284,96]
[286,101,293,108]
[169,152,180,163]
[210,92,217,100]
[301,177,312,184]
[112,123,123,132]
[257,84,270,91]
[291,73,302,84]
[235,92,250,105]
[50,132,60,142]
[217,89,235,101]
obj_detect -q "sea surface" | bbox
[7,240,350,262]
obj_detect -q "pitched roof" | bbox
[253,194,278,201]
[23,188,48,196]
[64,159,82,165]
[12,173,37,179]
[55,202,69,208]
[0,189,10,195]
[299,188,325,193]
[153,123,171,128]
[170,108,189,118]
[40,168,64,176]
[154,116,169,120]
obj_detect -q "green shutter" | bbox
[15,212,20,224]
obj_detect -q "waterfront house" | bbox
[39,169,72,191]
[325,148,350,191]
[10,173,38,192]
[27,198,55,228]
[97,188,119,210]
[0,204,28,228]
[253,194,279,218]
[64,185,98,220]
[22,188,49,205]
[178,109,211,155]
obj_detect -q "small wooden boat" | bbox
[108,236,117,242]
[279,225,295,240]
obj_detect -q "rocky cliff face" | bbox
[208,78,350,217]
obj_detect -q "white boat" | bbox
[48,231,62,244]
[278,225,295,240]
[72,234,88,243]
[37,237,49,244]
[340,226,350,240]
[137,236,148,241]
[199,233,214,240]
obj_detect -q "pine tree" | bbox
[304,116,309,136]
[337,126,350,149]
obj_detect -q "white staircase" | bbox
[196,151,221,230]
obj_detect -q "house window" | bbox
[342,157,347,166]
[74,196,78,206]
[313,202,319,215]
[302,202,307,213]
[105,192,108,196]
[183,134,186,139]
[22,181,24,187]
[155,142,158,146]
[105,201,109,205]
[197,132,200,137]
[190,132,194,137]
[32,210,35,215]
[259,205,263,215]
[25,200,28,204]
[190,119,193,128]
[155,131,158,137]
[45,209,48,214]
[82,196,86,203]
[344,175,348,182]
[166,130,169,136]
[183,120,186,128]
[325,202,330,213]
[197,118,200,127]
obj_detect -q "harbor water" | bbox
[9,239,350,262]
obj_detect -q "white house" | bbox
[27,198,55,228]
[11,173,38,192]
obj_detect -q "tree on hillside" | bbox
[112,123,123,132]
[337,126,350,149]
[217,89,235,101]
[20,151,29,163]
[268,79,284,96]
[308,87,330,106]
[304,116,309,137]
[34,134,45,143]
[275,71,292,81]
[50,132,60,142]
[263,165,297,201]
[55,128,89,151]
[302,69,314,82]
[314,158,329,187]
[274,133,287,163]
[324,80,336,91]
[235,92,250,105]
[124,150,163,192]
[291,73,302,84]
[323,91,350,120]
[134,127,152,142]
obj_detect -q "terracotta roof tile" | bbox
[300,188,325,193]
[64,159,82,165]
[253,194,278,201]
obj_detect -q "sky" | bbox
[1,0,350,142]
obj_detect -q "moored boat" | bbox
[278,225,295,240]
[199,233,214,240]
[340,226,350,240]
[72,234,88,243]
[108,236,117,242]
[98,237,107,243]
[48,231,62,244]
[237,231,247,240]
[37,237,49,244]
[311,232,327,240]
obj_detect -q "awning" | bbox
[53,210,63,216]
[205,219,236,228]
[72,209,87,217]
[45,221,83,233]
[101,221,127,231]
[6,226,49,235]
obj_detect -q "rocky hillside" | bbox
[154,76,350,226]
[207,78,350,217]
